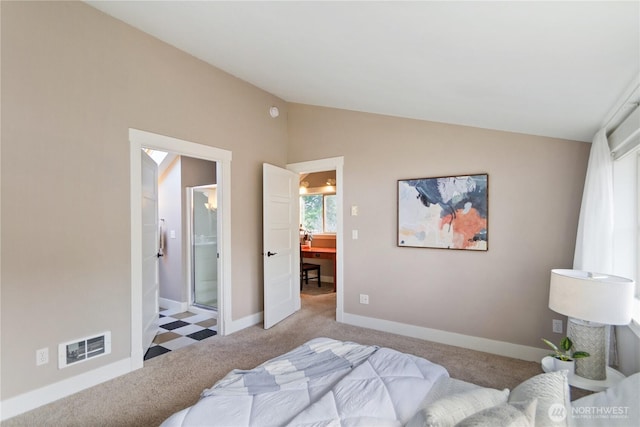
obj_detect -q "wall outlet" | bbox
[352,230,359,240]
[552,319,563,334]
[36,347,49,366]
[359,294,369,304]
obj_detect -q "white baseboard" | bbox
[225,311,263,335]
[0,357,134,421]
[342,312,549,362]
[158,297,188,312]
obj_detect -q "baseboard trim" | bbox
[342,313,548,362]
[158,297,188,312]
[225,311,263,335]
[0,357,134,421]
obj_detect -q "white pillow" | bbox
[509,370,570,427]
[405,387,509,427]
[455,399,537,427]
[419,377,483,407]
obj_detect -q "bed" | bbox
[160,337,639,427]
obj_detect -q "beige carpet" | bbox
[300,280,335,296]
[4,293,589,426]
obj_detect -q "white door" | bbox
[263,163,300,329]
[141,151,160,353]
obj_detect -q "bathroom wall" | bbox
[158,156,182,303]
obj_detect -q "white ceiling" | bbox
[86,1,640,142]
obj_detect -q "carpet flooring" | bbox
[300,280,335,296]
[3,293,590,426]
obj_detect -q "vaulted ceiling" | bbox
[87,1,640,142]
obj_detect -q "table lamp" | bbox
[548,269,635,380]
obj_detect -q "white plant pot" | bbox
[552,358,575,374]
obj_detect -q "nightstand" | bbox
[541,356,625,392]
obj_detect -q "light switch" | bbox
[352,230,358,240]
[170,230,176,239]
[351,205,359,216]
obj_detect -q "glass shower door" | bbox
[192,185,218,310]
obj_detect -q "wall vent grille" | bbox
[58,331,111,369]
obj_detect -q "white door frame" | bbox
[287,157,344,322]
[129,129,232,368]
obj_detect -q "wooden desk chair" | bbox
[300,247,321,290]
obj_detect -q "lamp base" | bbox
[568,318,606,380]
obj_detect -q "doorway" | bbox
[287,157,344,323]
[129,129,232,367]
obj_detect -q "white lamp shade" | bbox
[549,269,635,325]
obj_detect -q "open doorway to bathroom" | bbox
[130,128,232,366]
[155,154,220,315]
[144,151,220,360]
[151,153,219,312]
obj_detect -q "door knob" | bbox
[267,251,277,257]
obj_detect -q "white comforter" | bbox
[161,338,449,427]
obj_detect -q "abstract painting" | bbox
[398,174,488,250]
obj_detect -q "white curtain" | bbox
[573,129,617,366]
[573,128,614,274]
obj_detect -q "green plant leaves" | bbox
[572,351,590,359]
[541,337,589,361]
[542,338,559,352]
[560,337,573,352]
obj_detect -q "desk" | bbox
[301,247,337,291]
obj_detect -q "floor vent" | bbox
[58,331,111,369]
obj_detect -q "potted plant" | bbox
[303,231,313,247]
[542,337,589,374]
[299,226,313,248]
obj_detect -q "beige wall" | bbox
[0,0,595,408]
[287,103,591,348]
[0,1,286,399]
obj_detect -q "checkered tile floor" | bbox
[144,308,218,361]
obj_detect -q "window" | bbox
[612,144,640,335]
[300,194,337,234]
[609,97,640,336]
